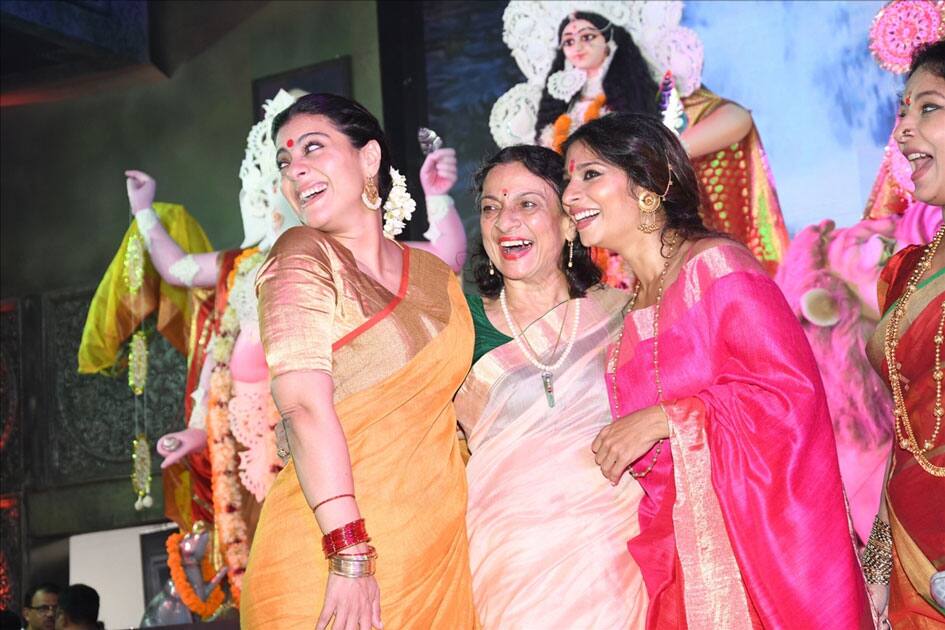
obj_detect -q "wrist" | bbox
[650,404,671,441]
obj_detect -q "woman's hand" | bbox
[156,428,207,468]
[317,573,383,630]
[419,148,457,196]
[592,405,669,484]
[125,169,156,214]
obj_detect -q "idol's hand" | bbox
[125,169,157,214]
[419,148,457,196]
[592,405,669,485]
[156,428,207,468]
[317,572,383,630]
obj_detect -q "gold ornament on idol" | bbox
[636,168,673,234]
[361,177,382,210]
[607,232,680,478]
[883,224,945,477]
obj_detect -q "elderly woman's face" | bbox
[895,67,945,206]
[562,141,638,251]
[275,113,374,232]
[480,162,574,285]
[560,19,609,72]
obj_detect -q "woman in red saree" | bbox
[562,113,873,628]
[865,40,945,628]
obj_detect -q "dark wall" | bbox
[0,0,382,299]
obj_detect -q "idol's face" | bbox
[562,141,639,252]
[895,68,945,206]
[479,162,573,285]
[560,19,609,72]
[275,114,377,232]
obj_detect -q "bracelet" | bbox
[311,493,355,513]
[329,552,377,578]
[322,519,370,558]
[862,517,893,585]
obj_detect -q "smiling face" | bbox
[275,113,380,233]
[895,67,945,206]
[562,141,640,251]
[560,18,609,72]
[480,162,574,285]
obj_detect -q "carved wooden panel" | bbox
[0,493,23,611]
[40,288,186,487]
[0,300,23,494]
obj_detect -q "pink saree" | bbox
[610,242,873,629]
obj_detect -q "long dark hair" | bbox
[534,12,660,140]
[469,145,601,298]
[908,40,945,80]
[563,113,716,250]
[271,93,393,199]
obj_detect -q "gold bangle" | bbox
[329,555,376,578]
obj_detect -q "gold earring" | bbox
[567,239,574,268]
[489,260,495,276]
[636,167,674,234]
[361,177,381,210]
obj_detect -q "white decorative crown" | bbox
[239,89,300,250]
[490,1,704,147]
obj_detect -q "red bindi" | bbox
[904,96,912,106]
[501,188,509,197]
[568,159,575,174]
[286,139,294,148]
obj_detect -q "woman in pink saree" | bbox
[562,113,874,628]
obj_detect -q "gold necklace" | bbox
[607,235,679,478]
[883,224,945,477]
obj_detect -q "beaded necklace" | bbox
[607,234,679,478]
[883,224,945,477]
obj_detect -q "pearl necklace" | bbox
[499,287,581,408]
[607,234,679,478]
[883,224,945,477]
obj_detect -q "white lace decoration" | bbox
[491,0,705,148]
[169,254,200,287]
[547,64,588,101]
[189,385,208,430]
[134,207,159,249]
[383,167,416,238]
[423,194,453,242]
[229,259,263,326]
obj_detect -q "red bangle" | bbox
[322,518,370,558]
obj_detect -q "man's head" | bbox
[53,585,98,630]
[23,583,60,630]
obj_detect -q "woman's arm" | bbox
[404,149,467,272]
[125,170,220,288]
[271,371,382,630]
[680,102,753,159]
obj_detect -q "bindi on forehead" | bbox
[286,139,294,148]
[501,188,509,198]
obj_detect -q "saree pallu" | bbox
[867,245,945,627]
[456,287,648,629]
[611,243,872,629]
[242,229,477,628]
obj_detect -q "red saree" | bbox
[610,242,873,628]
[867,245,945,628]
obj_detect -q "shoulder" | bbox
[878,244,925,312]
[267,226,339,262]
[406,244,454,285]
[584,284,629,312]
[682,237,765,280]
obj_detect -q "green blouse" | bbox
[465,293,512,365]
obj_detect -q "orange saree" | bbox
[241,227,477,628]
[868,245,945,627]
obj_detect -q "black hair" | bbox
[24,583,60,608]
[563,112,717,250]
[469,145,601,298]
[57,584,99,626]
[271,93,393,199]
[908,39,945,80]
[535,12,660,140]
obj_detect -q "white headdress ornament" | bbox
[490,1,704,147]
[239,89,302,250]
[382,168,416,238]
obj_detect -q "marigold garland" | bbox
[166,532,226,619]
[552,93,607,154]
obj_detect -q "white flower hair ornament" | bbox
[490,0,704,148]
[382,168,417,238]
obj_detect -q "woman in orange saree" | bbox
[865,40,945,628]
[240,94,477,629]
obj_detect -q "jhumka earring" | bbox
[361,177,382,210]
[636,167,674,234]
[567,239,574,268]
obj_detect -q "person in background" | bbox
[21,584,59,630]
[53,585,99,630]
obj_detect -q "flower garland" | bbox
[166,532,226,619]
[124,233,145,294]
[551,93,606,154]
[382,168,416,238]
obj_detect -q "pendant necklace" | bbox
[500,288,581,407]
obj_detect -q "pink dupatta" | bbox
[610,243,873,629]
